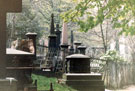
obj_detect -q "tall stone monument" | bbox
[48,14,57,49]
[69,31,74,54]
[0,0,22,91]
[55,24,61,49]
[61,22,69,72]
[45,14,57,68]
[61,22,68,45]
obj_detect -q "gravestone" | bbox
[0,0,22,79]
[66,54,90,73]
[77,46,87,55]
[74,41,81,53]
[55,24,61,49]
[0,0,22,91]
[48,14,57,49]
[69,31,74,54]
[65,54,105,91]
[61,22,69,72]
[46,14,57,68]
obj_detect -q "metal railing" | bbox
[90,58,107,73]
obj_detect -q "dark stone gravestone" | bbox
[6,34,37,90]
[0,0,22,91]
[55,24,61,49]
[69,31,74,55]
[48,14,57,50]
[46,14,57,68]
[74,41,81,53]
[77,46,87,55]
[65,53,105,91]
[66,54,90,73]
[0,0,22,79]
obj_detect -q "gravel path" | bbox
[106,85,135,91]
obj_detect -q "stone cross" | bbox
[0,0,22,78]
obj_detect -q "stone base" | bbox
[24,85,37,91]
[0,78,17,91]
[64,73,105,91]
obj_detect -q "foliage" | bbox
[7,0,73,41]
[7,5,42,42]
[32,74,77,91]
[61,0,135,35]
[100,50,125,62]
[29,0,73,35]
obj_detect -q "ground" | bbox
[32,74,135,91]
[106,85,135,91]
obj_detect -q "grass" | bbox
[32,74,77,91]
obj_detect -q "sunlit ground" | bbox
[106,85,135,91]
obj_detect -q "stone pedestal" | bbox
[55,24,61,49]
[24,85,37,91]
[77,46,87,55]
[74,41,81,53]
[26,32,37,58]
[64,73,105,91]
[0,78,17,91]
[60,44,69,72]
[65,54,105,91]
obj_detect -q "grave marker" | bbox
[0,0,22,78]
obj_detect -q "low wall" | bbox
[102,61,135,89]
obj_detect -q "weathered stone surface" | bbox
[0,78,17,91]
[66,54,90,59]
[0,0,22,78]
[70,85,105,91]
[65,73,102,80]
[24,85,37,91]
[6,48,33,55]
[66,54,90,73]
[61,22,68,45]
[65,73,105,91]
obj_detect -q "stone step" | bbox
[66,80,104,86]
[65,73,102,80]
[70,85,105,91]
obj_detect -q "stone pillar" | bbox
[74,41,81,54]
[0,13,6,78]
[55,24,61,49]
[69,31,74,55]
[78,46,87,55]
[0,1,22,91]
[0,0,22,78]
[61,22,69,72]
[26,32,37,57]
[69,46,74,55]
[61,44,69,72]
[48,14,57,55]
[61,22,68,45]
